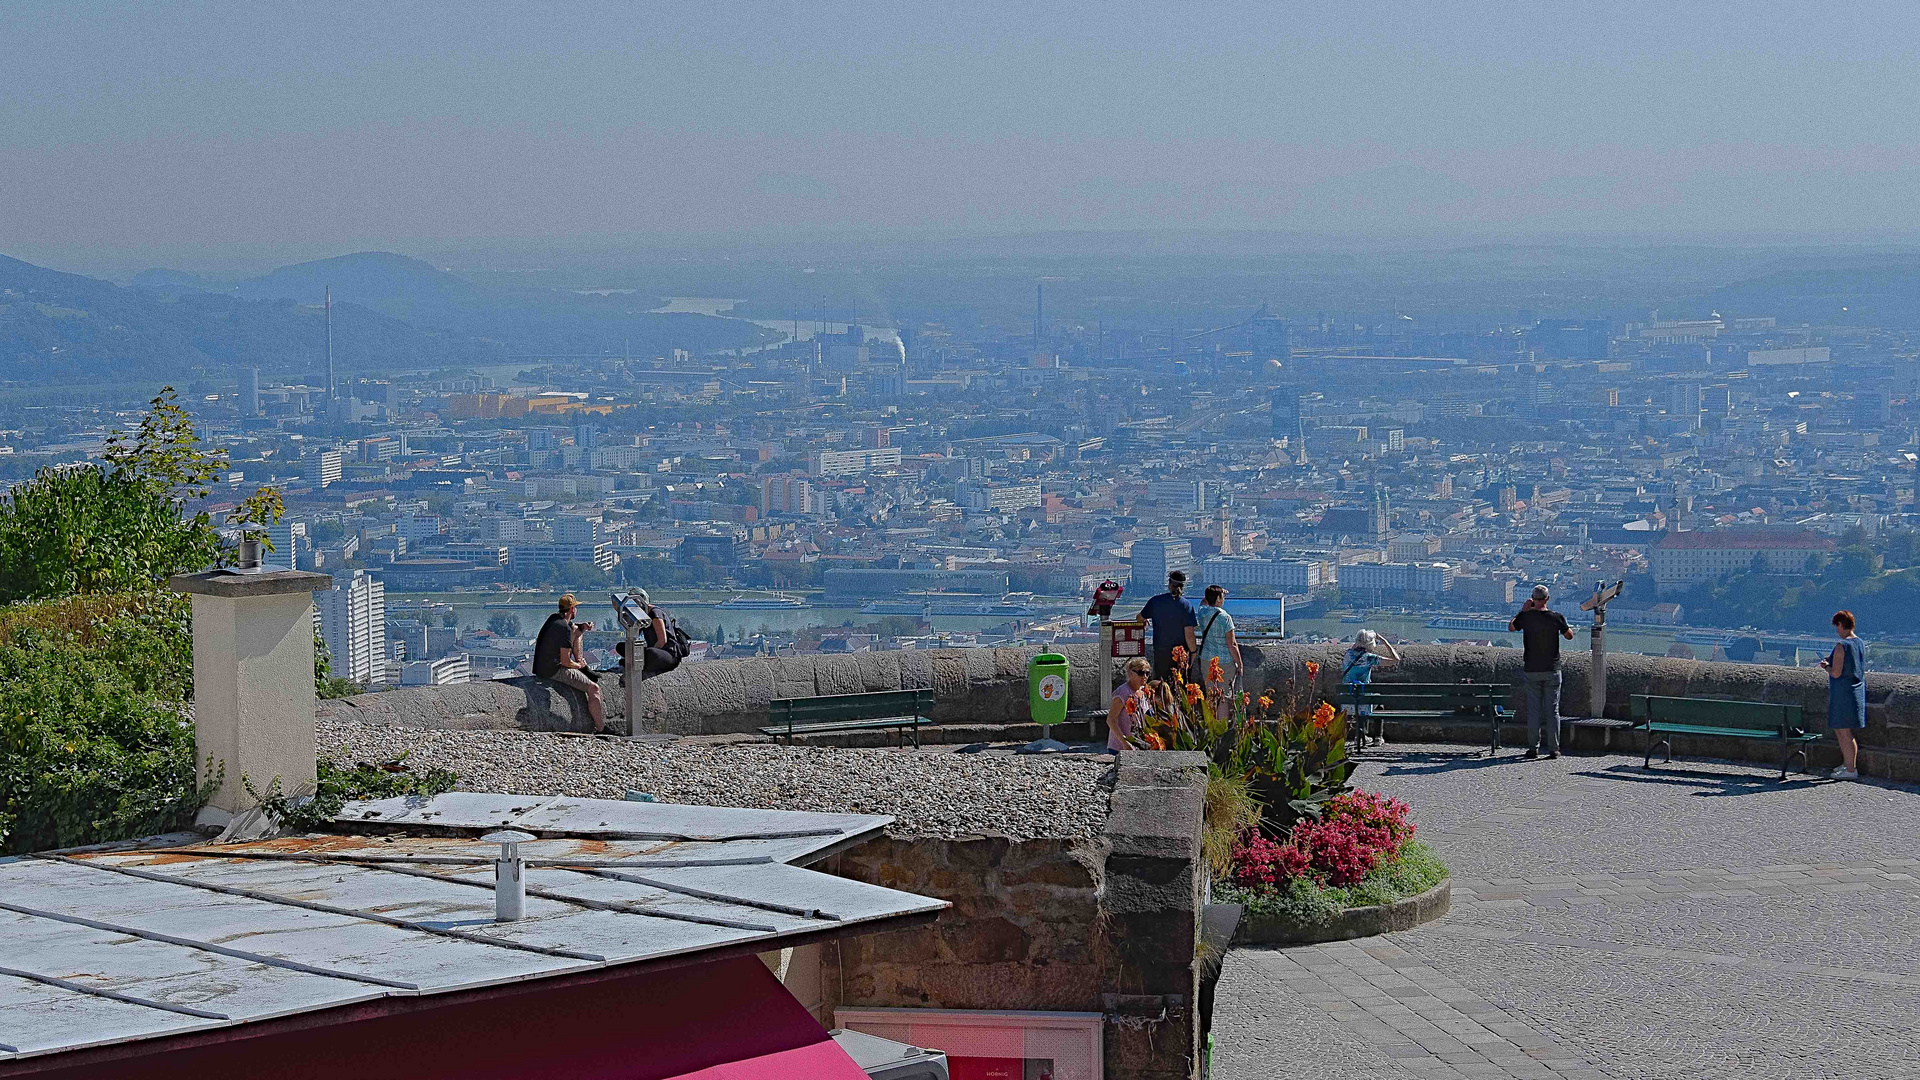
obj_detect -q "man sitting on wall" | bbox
[533,593,608,733]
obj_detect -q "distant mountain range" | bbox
[1681,257,1920,327]
[0,251,778,383]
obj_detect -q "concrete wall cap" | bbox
[169,569,334,598]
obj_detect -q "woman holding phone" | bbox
[1820,609,1866,780]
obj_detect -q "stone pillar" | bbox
[169,569,332,814]
[1101,749,1207,1080]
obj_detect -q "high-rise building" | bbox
[240,368,260,417]
[1129,537,1193,593]
[315,569,386,687]
[1193,480,1220,512]
[1270,389,1305,457]
[265,520,307,569]
[302,449,344,488]
[762,474,816,515]
[1671,382,1703,428]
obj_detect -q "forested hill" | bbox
[0,253,494,380]
[0,251,778,383]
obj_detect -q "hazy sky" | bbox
[6,2,1920,254]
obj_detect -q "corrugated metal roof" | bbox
[0,795,943,1064]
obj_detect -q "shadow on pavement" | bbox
[1573,763,1825,796]
[1364,750,1525,777]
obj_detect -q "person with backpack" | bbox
[617,588,686,680]
[1342,628,1401,747]
[1195,585,1243,695]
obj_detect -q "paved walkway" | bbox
[1213,744,1920,1080]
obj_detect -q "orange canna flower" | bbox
[1124,693,1141,716]
[1171,645,1188,664]
[1144,731,1167,751]
[1207,656,1225,684]
[1241,691,1251,706]
[1304,660,1321,679]
[1185,681,1204,706]
[1312,701,1337,730]
[1258,693,1275,710]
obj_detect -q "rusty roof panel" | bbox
[0,794,943,1065]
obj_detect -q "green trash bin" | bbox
[1028,652,1070,729]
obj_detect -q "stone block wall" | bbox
[825,749,1208,1080]
[1236,641,1920,776]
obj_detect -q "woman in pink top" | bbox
[1107,656,1152,753]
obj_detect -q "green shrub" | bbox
[251,758,459,834]
[0,604,212,854]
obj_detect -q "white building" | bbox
[1650,529,1835,595]
[552,514,606,545]
[1201,556,1330,593]
[1339,561,1454,597]
[401,655,471,686]
[809,447,902,477]
[302,449,344,488]
[955,481,1043,513]
[507,542,618,575]
[315,569,386,687]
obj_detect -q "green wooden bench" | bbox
[762,688,936,747]
[1346,681,1508,755]
[1630,694,1818,778]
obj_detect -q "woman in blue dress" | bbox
[1818,609,1866,780]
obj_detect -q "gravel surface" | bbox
[319,717,1113,841]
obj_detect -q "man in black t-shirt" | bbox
[532,594,606,733]
[1509,584,1574,758]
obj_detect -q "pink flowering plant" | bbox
[1222,789,1444,925]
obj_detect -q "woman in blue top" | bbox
[1343,629,1401,747]
[1819,609,1867,780]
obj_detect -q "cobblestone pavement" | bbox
[1213,744,1920,1080]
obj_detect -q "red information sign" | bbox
[1108,617,1146,659]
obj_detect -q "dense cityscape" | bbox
[8,256,1919,690]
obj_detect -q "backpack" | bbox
[657,607,694,660]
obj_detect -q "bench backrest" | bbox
[770,688,935,725]
[1631,694,1804,733]
[1350,682,1499,712]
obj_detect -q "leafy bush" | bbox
[0,391,293,854]
[0,598,213,854]
[251,757,459,834]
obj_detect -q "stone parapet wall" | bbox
[324,642,1920,766]
[827,749,1207,1080]
[1235,642,1920,753]
[628,645,1104,735]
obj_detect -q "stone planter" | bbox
[1232,878,1451,946]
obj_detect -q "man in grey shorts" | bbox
[533,593,607,733]
[1509,584,1574,759]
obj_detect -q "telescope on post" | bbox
[1580,581,1624,719]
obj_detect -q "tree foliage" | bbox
[0,388,284,603]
